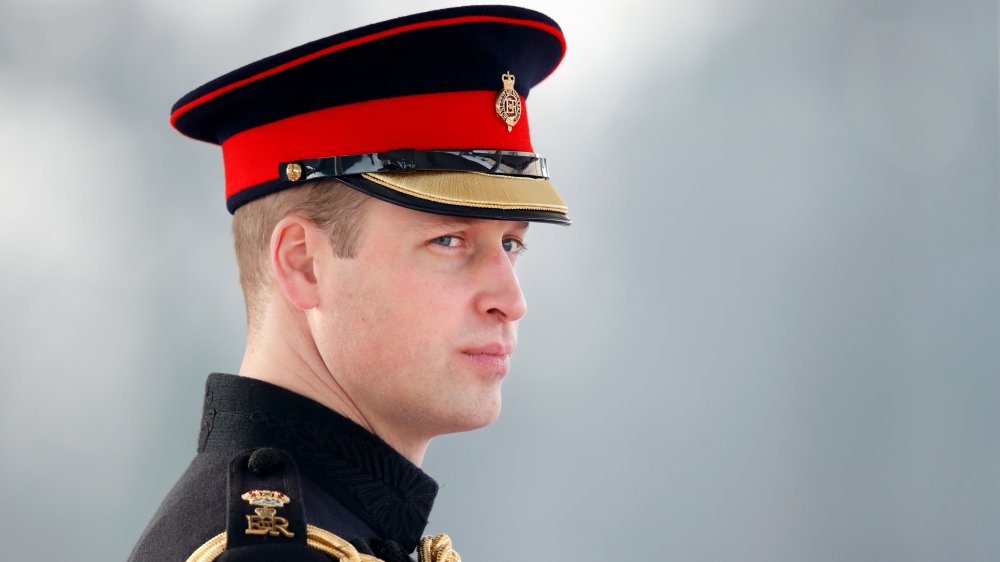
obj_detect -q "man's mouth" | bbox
[460,343,513,373]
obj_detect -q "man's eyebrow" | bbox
[407,217,529,233]
[408,216,475,233]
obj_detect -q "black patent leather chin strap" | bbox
[280,149,548,181]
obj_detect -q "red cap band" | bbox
[220,91,531,199]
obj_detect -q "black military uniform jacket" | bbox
[129,373,439,561]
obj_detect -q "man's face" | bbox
[311,198,529,440]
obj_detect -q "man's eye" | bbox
[431,235,462,248]
[502,238,527,254]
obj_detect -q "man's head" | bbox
[171,6,569,459]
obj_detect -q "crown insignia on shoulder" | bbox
[241,489,291,508]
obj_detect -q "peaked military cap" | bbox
[171,5,570,224]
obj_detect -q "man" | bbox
[130,6,569,561]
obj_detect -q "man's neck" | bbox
[238,318,431,466]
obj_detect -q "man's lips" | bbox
[460,343,513,373]
[461,343,513,355]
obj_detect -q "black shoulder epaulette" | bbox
[186,447,382,562]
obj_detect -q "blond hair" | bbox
[232,179,370,331]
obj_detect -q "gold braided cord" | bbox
[185,532,227,562]
[306,524,383,562]
[184,526,385,562]
[418,534,462,562]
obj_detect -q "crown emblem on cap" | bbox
[495,71,522,132]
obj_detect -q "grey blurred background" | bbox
[1,0,997,560]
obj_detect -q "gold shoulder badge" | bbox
[495,71,522,132]
[242,489,295,537]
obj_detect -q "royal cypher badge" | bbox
[242,489,295,538]
[495,71,522,132]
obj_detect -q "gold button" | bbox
[285,162,303,181]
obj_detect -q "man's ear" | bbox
[269,214,325,310]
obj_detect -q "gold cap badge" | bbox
[495,71,522,132]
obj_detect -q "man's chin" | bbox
[440,395,503,435]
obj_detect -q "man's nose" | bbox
[474,248,527,322]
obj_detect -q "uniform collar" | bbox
[197,372,438,553]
